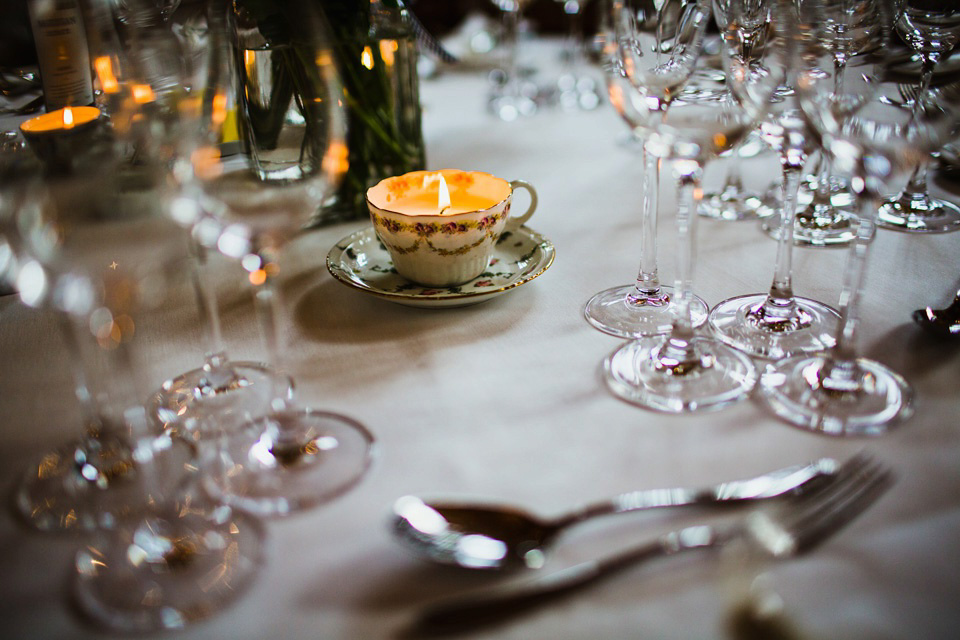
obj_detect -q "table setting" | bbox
[1,0,959,639]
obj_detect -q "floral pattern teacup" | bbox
[367,169,537,287]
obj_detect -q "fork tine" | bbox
[747,453,893,558]
[781,455,893,554]
[783,451,876,512]
[790,466,893,554]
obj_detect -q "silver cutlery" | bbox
[393,457,840,570]
[409,454,892,634]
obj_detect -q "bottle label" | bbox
[29,0,95,111]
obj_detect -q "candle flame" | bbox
[423,173,451,214]
[361,46,374,70]
[62,107,75,129]
[94,56,119,94]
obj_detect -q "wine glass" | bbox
[147,3,287,441]
[585,0,712,339]
[760,0,886,247]
[187,0,374,517]
[7,134,143,533]
[877,2,960,233]
[13,0,266,629]
[602,0,789,413]
[757,0,958,435]
[708,0,842,359]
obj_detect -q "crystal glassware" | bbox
[585,0,712,339]
[756,0,958,435]
[14,1,266,630]
[147,5,287,440]
[6,122,149,534]
[708,0,842,360]
[759,0,887,248]
[9,36,188,533]
[601,0,790,413]
[877,1,960,233]
[489,0,539,120]
[698,0,777,223]
[188,0,375,517]
[553,0,602,111]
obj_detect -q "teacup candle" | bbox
[367,169,538,287]
[20,106,104,173]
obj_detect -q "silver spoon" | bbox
[913,290,960,337]
[392,458,839,570]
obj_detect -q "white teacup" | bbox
[366,169,538,287]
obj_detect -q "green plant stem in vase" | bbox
[318,0,427,222]
[233,0,426,224]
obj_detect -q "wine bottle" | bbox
[28,0,94,111]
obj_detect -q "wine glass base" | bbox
[15,433,195,532]
[708,294,839,359]
[757,356,914,436]
[75,502,265,632]
[877,198,960,233]
[205,408,375,517]
[603,336,758,413]
[761,210,858,247]
[699,189,776,221]
[150,361,291,440]
[584,284,708,339]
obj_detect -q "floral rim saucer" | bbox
[326,226,555,308]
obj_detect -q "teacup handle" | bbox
[506,180,538,230]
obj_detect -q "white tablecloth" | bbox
[2,42,960,639]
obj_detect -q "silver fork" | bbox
[411,453,893,634]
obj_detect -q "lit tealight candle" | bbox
[19,105,103,173]
[388,170,501,216]
[20,106,101,136]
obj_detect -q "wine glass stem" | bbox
[657,160,702,369]
[763,162,802,309]
[634,147,661,296]
[252,255,289,409]
[190,242,233,388]
[502,4,521,96]
[831,175,877,363]
[899,162,930,203]
[895,57,937,205]
[564,2,584,73]
[813,152,833,203]
[58,312,102,435]
[91,319,164,501]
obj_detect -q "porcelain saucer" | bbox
[326,226,555,308]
